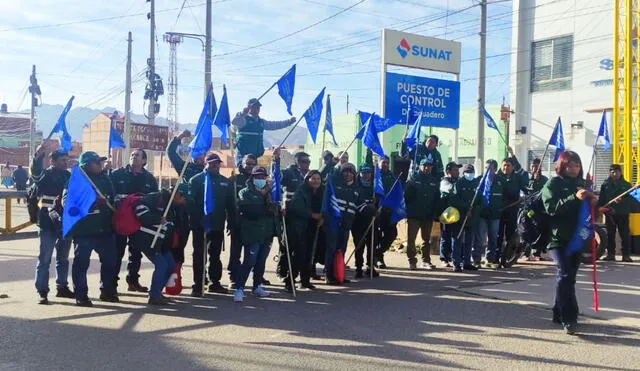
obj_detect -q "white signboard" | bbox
[382,29,462,75]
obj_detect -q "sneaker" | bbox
[208,283,227,294]
[300,281,316,290]
[75,298,93,307]
[190,289,203,298]
[364,267,380,277]
[376,260,387,269]
[485,262,497,269]
[622,256,634,263]
[421,262,435,270]
[37,291,49,305]
[252,285,270,298]
[311,273,323,281]
[409,262,418,271]
[148,296,170,306]
[354,269,364,279]
[441,261,452,268]
[99,292,120,303]
[563,323,577,335]
[261,278,271,286]
[127,282,149,293]
[233,289,244,303]
[56,286,75,298]
[472,262,482,269]
[463,264,479,271]
[453,266,463,272]
[602,255,616,262]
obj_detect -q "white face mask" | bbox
[253,179,267,189]
[464,173,475,181]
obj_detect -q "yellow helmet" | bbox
[439,207,460,225]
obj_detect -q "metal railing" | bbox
[0,191,33,234]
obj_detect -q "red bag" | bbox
[164,264,183,295]
[333,250,345,284]
[112,194,143,236]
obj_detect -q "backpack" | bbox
[112,193,143,236]
[26,183,40,223]
[516,191,549,246]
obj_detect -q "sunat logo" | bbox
[397,38,411,58]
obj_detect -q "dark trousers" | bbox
[550,249,581,325]
[606,214,631,257]
[227,232,243,283]
[376,210,398,260]
[72,234,117,300]
[497,208,518,264]
[115,235,143,286]
[352,214,374,269]
[191,228,206,291]
[287,227,313,284]
[171,206,190,264]
[205,230,224,286]
[407,219,433,264]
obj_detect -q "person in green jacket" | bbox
[541,151,597,335]
[352,163,378,278]
[526,158,549,194]
[374,156,398,269]
[231,98,296,167]
[65,151,118,307]
[285,170,324,291]
[475,160,504,268]
[497,153,528,267]
[166,130,205,183]
[598,164,634,262]
[188,153,236,296]
[233,167,279,302]
[405,157,439,270]
[450,164,482,271]
[402,134,444,179]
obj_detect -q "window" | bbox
[531,35,573,92]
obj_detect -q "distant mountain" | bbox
[25,104,307,146]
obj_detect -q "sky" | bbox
[0,0,514,126]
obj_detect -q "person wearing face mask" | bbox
[475,160,504,269]
[541,151,597,335]
[402,134,444,180]
[598,164,634,262]
[497,151,528,268]
[234,167,279,302]
[438,162,463,270]
[374,156,398,269]
[285,170,325,291]
[404,157,440,270]
[449,164,482,271]
[109,148,158,294]
[188,153,236,297]
[352,160,378,278]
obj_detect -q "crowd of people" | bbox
[26,98,635,336]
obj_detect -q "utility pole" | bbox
[28,65,40,161]
[476,0,487,172]
[205,0,212,97]
[124,31,133,162]
[147,0,156,125]
[346,94,350,114]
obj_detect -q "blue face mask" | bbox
[464,173,475,181]
[253,179,267,189]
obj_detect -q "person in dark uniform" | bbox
[598,164,634,262]
[12,165,29,204]
[402,134,444,180]
[497,151,528,268]
[31,145,74,304]
[166,130,205,294]
[475,160,503,268]
[130,185,188,305]
[188,153,236,296]
[374,156,397,269]
[319,150,334,182]
[450,164,482,271]
[65,151,118,307]
[526,158,549,194]
[109,148,158,293]
[352,163,378,278]
[231,98,296,167]
[439,162,463,270]
[541,151,596,335]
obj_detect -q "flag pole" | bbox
[77,165,115,211]
[257,82,277,102]
[455,171,488,239]
[276,116,303,149]
[281,215,296,297]
[370,214,375,279]
[320,124,327,169]
[603,184,640,207]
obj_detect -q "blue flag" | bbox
[374,165,385,199]
[481,105,500,132]
[271,161,282,204]
[324,94,337,145]
[597,111,611,151]
[479,170,492,206]
[109,126,126,150]
[566,199,594,256]
[189,87,217,159]
[630,186,640,203]
[380,179,406,224]
[322,177,342,233]
[405,112,423,153]
[202,173,215,233]
[302,87,325,143]
[212,84,229,143]
[361,113,386,158]
[356,112,395,139]
[276,64,296,115]
[48,96,74,152]
[549,117,565,162]
[62,165,97,238]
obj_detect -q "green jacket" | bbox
[450,176,482,227]
[334,180,361,229]
[479,172,504,220]
[166,137,204,183]
[64,170,115,237]
[188,171,235,231]
[402,143,444,179]
[238,187,278,245]
[498,171,527,205]
[526,173,549,194]
[405,172,439,220]
[131,192,175,253]
[281,164,306,207]
[542,176,586,249]
[109,165,158,200]
[286,183,323,240]
[598,177,633,215]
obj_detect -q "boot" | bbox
[190,288,203,297]
[354,269,364,279]
[364,266,380,278]
[37,291,49,305]
[375,253,387,269]
[56,286,75,298]
[148,296,170,306]
[622,256,633,263]
[75,298,93,307]
[284,280,294,293]
[99,292,120,303]
[127,281,149,293]
[208,282,227,294]
[300,279,316,290]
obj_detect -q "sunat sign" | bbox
[382,29,461,75]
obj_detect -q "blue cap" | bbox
[79,151,107,167]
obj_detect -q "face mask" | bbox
[253,179,267,189]
[464,173,475,181]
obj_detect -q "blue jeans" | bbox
[143,251,175,298]
[72,234,117,300]
[442,223,462,266]
[551,249,581,325]
[454,225,476,267]
[35,229,71,293]
[325,226,350,280]
[476,218,500,263]
[236,242,271,290]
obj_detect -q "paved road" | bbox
[0,234,638,370]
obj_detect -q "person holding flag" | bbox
[231,98,296,167]
[541,151,597,335]
[449,164,483,271]
[404,157,440,270]
[188,153,236,296]
[374,156,398,270]
[109,149,158,294]
[401,134,444,180]
[30,144,74,304]
[598,164,634,262]
[64,151,118,306]
[474,160,504,268]
[526,158,549,194]
[352,152,378,278]
[319,150,335,182]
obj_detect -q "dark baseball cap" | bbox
[79,151,107,167]
[610,164,622,172]
[340,163,357,174]
[359,164,373,173]
[251,166,268,176]
[248,98,262,107]
[205,153,221,163]
[419,157,434,166]
[445,162,462,171]
[462,164,475,173]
